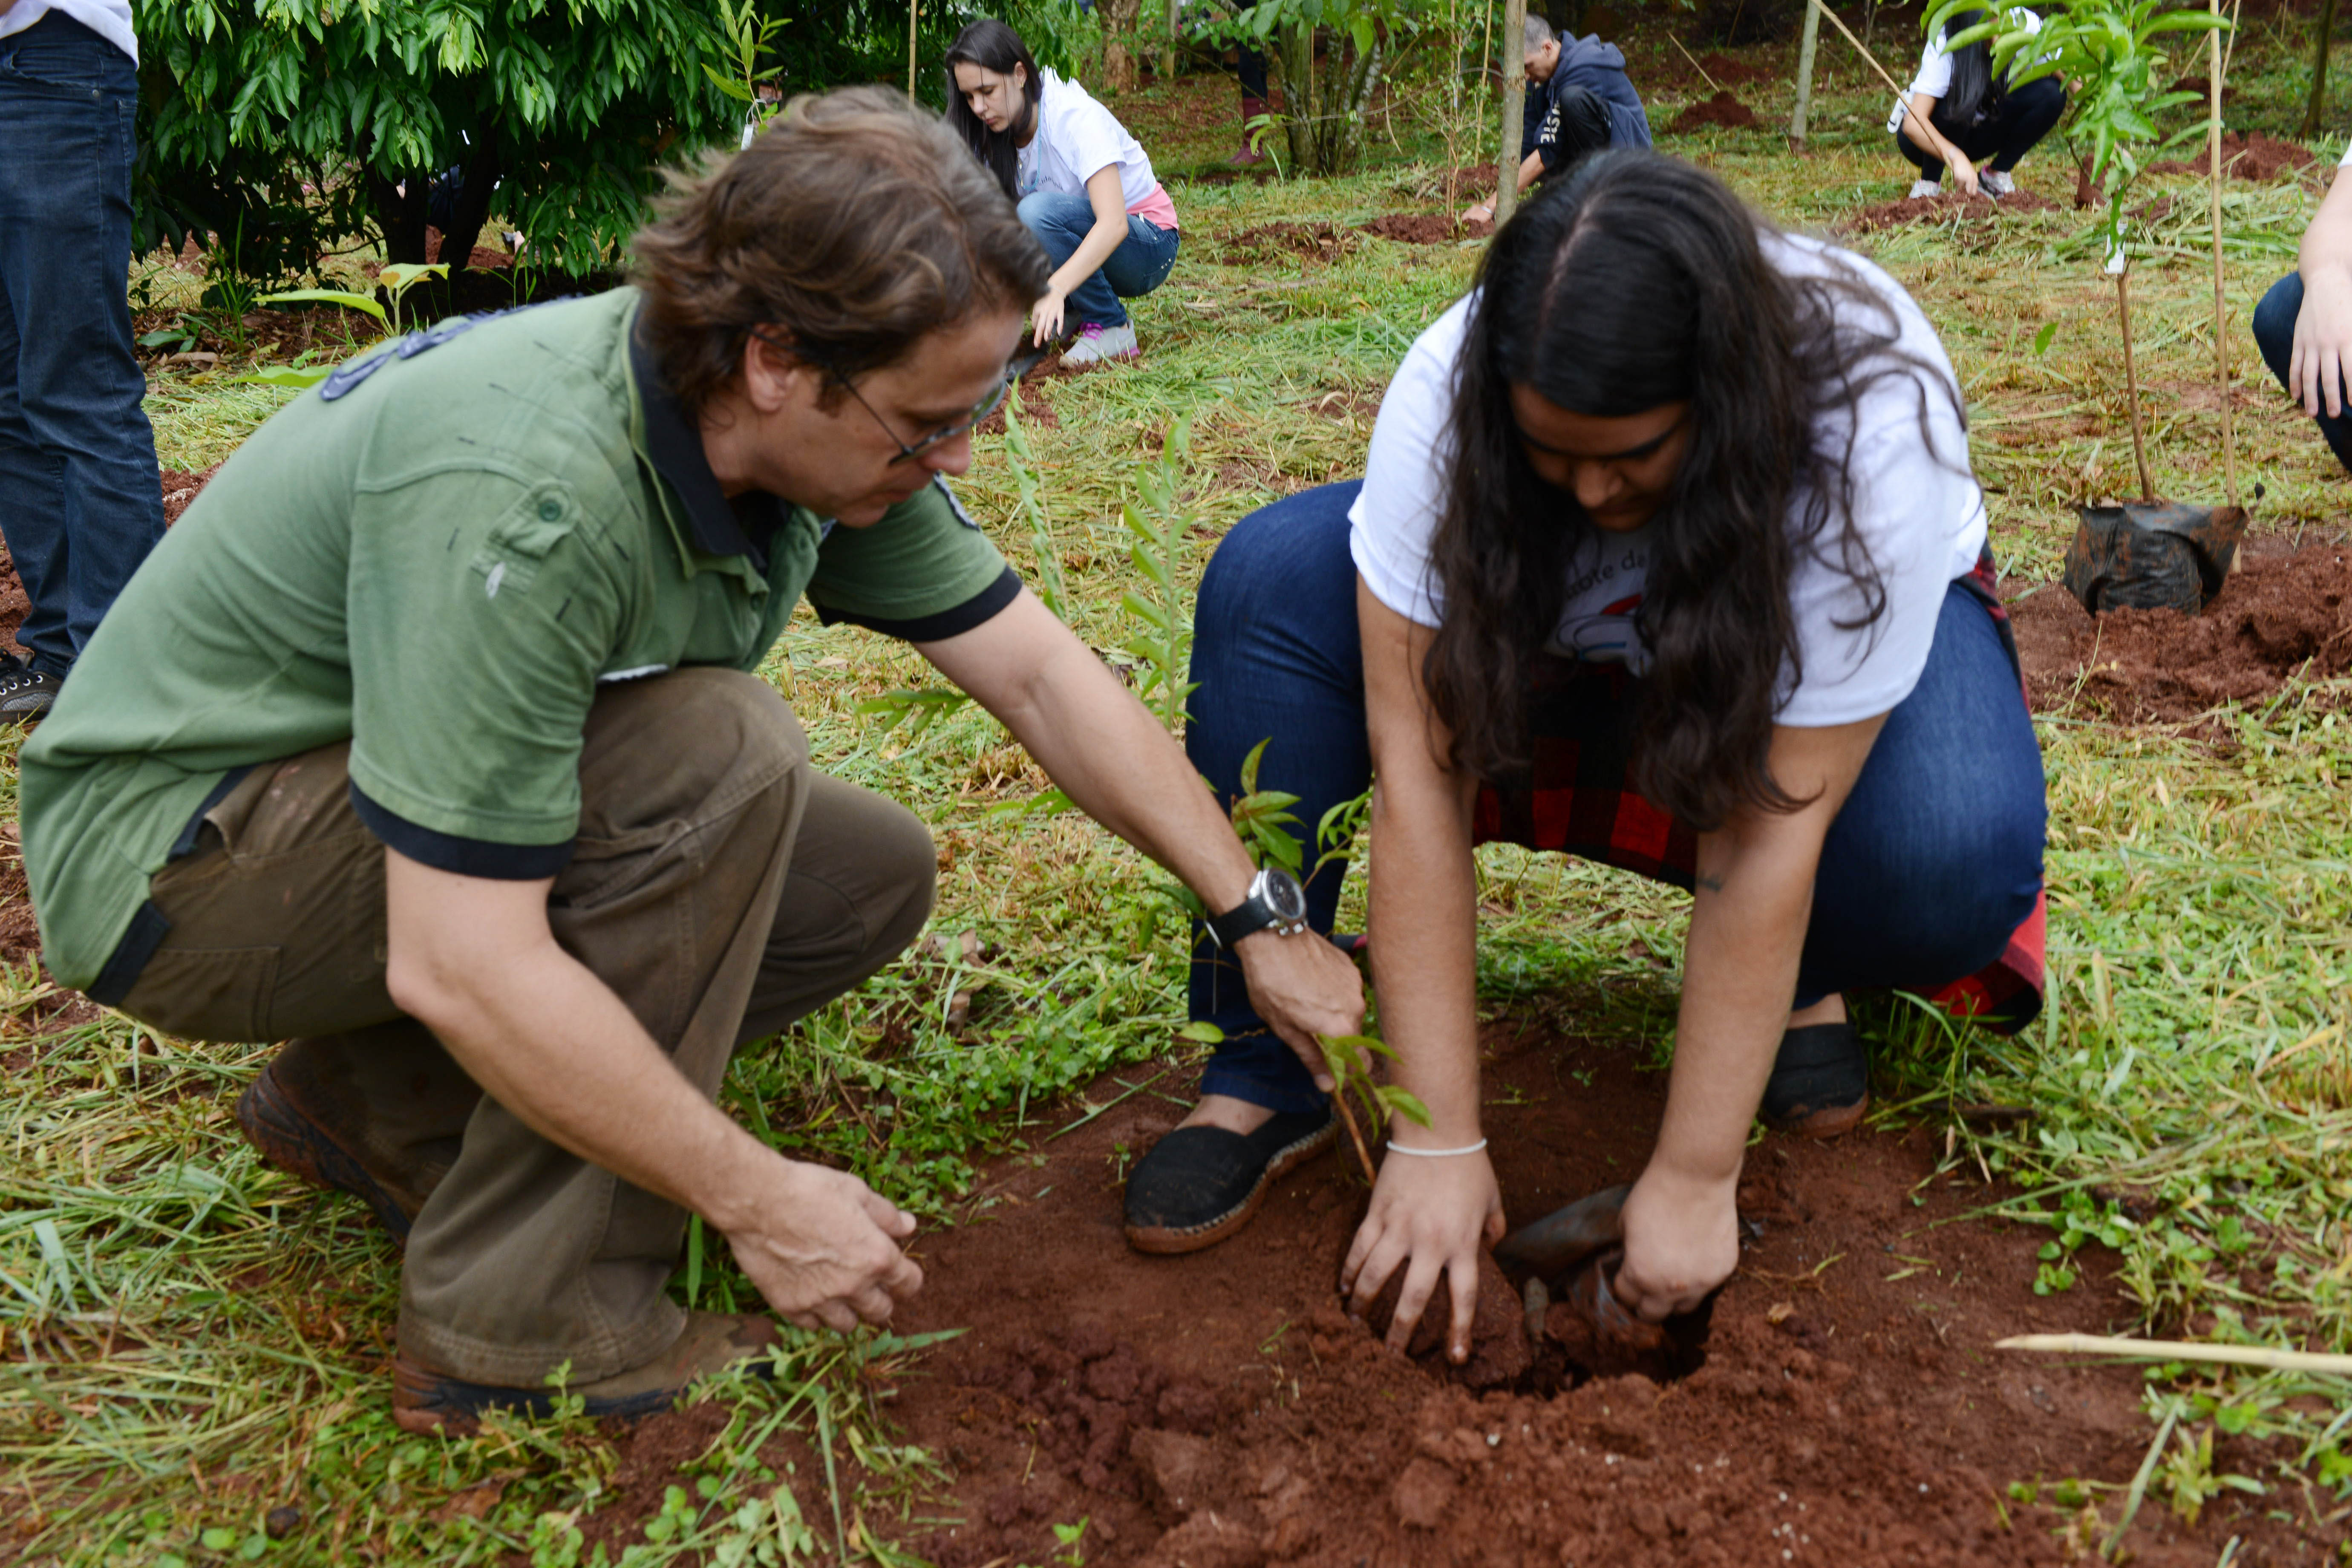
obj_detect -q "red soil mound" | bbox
[1215,221,1362,266]
[832,1016,2298,1568]
[1666,90,1761,133]
[1845,185,2059,232]
[2010,539,2352,724]
[1357,212,1491,244]
[2146,131,2315,182]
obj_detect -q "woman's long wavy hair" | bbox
[1940,8,2006,126]
[944,20,1044,202]
[1424,150,1955,831]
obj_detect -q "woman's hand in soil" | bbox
[721,1159,924,1334]
[1946,152,1980,197]
[1340,1150,1505,1363]
[1614,1164,1740,1323]
[1237,930,1365,1090]
[1032,288,1070,347]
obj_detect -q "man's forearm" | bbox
[1515,149,1547,194]
[386,870,776,1234]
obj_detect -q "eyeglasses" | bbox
[754,328,1043,466]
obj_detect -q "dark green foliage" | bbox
[133,0,1097,286]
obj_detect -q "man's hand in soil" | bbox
[1614,1163,1740,1322]
[384,850,923,1336]
[1340,1149,1505,1363]
[1236,928,1366,1090]
[721,1161,924,1333]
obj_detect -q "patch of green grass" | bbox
[12,19,2352,1561]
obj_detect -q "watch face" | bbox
[1259,868,1308,923]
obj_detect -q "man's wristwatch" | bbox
[1205,867,1309,948]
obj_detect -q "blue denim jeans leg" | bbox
[1015,190,1180,331]
[2251,271,2352,476]
[0,12,167,678]
[1184,481,2048,1113]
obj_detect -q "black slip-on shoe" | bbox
[1122,1106,1335,1255]
[235,1056,428,1244]
[1760,1022,1871,1138]
[393,1311,781,1436]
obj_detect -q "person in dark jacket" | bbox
[1465,17,1651,225]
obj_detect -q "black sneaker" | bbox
[0,660,59,721]
[1760,1022,1870,1137]
[1123,1106,1335,1255]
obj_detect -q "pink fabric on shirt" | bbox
[1127,182,1179,231]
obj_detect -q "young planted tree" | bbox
[1933,0,2225,501]
[1210,0,1430,173]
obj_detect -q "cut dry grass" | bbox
[9,18,2352,1561]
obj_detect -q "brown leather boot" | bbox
[392,1311,783,1435]
[1231,93,1269,166]
[234,1033,475,1244]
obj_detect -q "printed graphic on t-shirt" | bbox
[1547,539,1652,670]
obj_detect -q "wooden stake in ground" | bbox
[1789,0,1823,143]
[907,0,919,100]
[1999,1332,2352,1378]
[1496,0,1528,227]
[1806,0,1943,163]
[1669,32,1723,96]
[2116,266,2156,502]
[2208,0,2241,508]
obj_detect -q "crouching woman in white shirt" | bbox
[1122,153,2048,1364]
[1888,6,2066,199]
[947,20,1180,366]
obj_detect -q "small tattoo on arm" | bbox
[1696,873,1725,893]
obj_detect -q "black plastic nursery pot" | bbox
[2062,500,2249,615]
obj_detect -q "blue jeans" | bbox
[2251,272,2352,476]
[1184,482,2049,1114]
[1015,191,1179,331]
[0,12,166,678]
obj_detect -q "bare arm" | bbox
[918,589,1366,1075]
[1464,150,1550,221]
[1897,91,1980,193]
[1033,165,1134,345]
[1612,712,1885,1321]
[382,851,922,1332]
[1336,581,1504,1363]
[2293,169,2352,418]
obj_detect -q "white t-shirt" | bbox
[1017,69,1162,212]
[1346,233,1988,729]
[1885,7,2041,133]
[0,0,136,62]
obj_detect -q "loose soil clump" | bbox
[2010,539,2352,725]
[161,464,221,525]
[1666,90,1761,133]
[2146,131,2315,181]
[857,1017,2297,1566]
[1844,186,2059,233]
[1357,212,1490,244]
[1215,221,1361,266]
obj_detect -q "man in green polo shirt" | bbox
[20,87,1365,1433]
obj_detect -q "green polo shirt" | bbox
[21,287,1017,992]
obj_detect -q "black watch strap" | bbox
[1206,893,1280,948]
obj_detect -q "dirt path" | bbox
[860,1017,2306,1567]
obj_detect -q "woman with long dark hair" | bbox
[1888,6,2067,199]
[1121,152,2048,1358]
[944,20,1179,365]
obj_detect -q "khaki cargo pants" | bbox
[110,668,934,1386]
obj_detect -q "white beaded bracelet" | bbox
[1384,1138,1489,1158]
